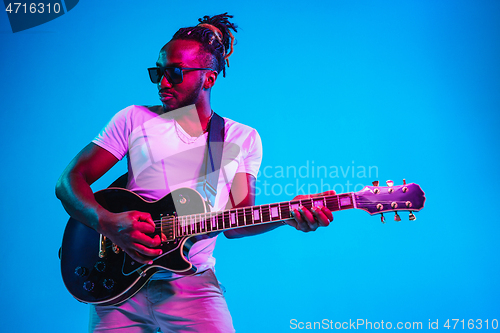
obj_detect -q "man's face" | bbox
[156,39,207,112]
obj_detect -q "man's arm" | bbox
[55,143,163,264]
[223,173,281,238]
[223,173,334,239]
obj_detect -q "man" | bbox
[56,13,333,332]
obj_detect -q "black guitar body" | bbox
[60,187,208,306]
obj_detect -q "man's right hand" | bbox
[98,209,165,264]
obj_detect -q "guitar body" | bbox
[60,187,208,306]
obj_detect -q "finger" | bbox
[312,207,330,227]
[130,211,155,230]
[299,206,319,231]
[134,242,163,258]
[320,206,334,222]
[132,230,162,248]
[315,190,336,196]
[286,212,299,229]
[292,208,310,232]
[125,249,152,264]
[139,212,154,225]
[132,215,157,233]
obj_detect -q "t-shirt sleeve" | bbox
[92,106,133,160]
[236,129,263,179]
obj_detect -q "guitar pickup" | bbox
[161,216,176,242]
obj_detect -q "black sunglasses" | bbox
[148,66,216,84]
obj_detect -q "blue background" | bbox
[1,0,499,331]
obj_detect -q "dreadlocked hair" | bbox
[171,13,238,77]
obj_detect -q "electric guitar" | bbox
[60,180,425,306]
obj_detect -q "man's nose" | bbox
[160,74,173,88]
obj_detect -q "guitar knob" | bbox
[95,261,106,272]
[103,278,115,290]
[74,266,88,277]
[394,212,401,222]
[83,281,94,292]
[112,243,121,254]
[409,211,417,221]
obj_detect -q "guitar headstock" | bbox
[354,180,425,222]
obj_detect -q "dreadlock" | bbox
[170,13,238,77]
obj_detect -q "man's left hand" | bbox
[286,191,335,232]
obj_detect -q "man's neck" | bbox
[165,103,213,137]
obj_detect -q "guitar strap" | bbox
[203,112,225,207]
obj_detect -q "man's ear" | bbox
[204,70,218,89]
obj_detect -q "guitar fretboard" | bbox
[160,193,356,239]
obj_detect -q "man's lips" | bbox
[159,92,174,101]
[159,91,174,98]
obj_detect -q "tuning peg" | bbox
[380,213,386,224]
[394,212,401,222]
[372,181,379,187]
[403,179,406,185]
[409,211,416,221]
[386,180,394,187]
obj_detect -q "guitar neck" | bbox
[164,193,357,238]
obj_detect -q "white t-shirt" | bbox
[93,105,263,278]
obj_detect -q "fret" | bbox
[177,216,181,236]
[199,213,204,233]
[253,207,261,224]
[192,215,197,234]
[217,212,224,230]
[301,198,313,210]
[289,201,300,213]
[313,197,325,208]
[187,215,193,235]
[181,215,186,235]
[194,214,200,234]
[261,205,270,223]
[207,212,213,232]
[269,204,280,221]
[181,216,187,236]
[211,213,217,231]
[223,211,231,229]
[237,208,245,227]
[280,202,291,219]
[244,207,253,225]
[325,195,339,212]
[206,213,210,231]
[338,194,354,210]
[230,211,237,226]
[200,213,206,233]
